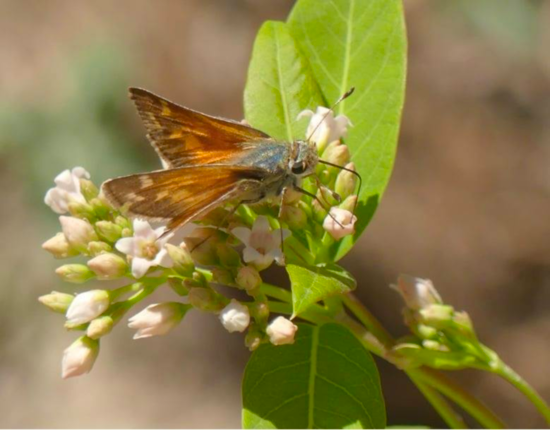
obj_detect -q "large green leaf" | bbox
[242,323,386,429]
[287,263,356,317]
[244,21,324,141]
[288,0,407,259]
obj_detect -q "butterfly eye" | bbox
[291,161,307,175]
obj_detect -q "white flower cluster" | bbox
[40,105,356,379]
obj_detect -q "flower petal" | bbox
[115,237,136,256]
[231,227,251,245]
[131,257,153,278]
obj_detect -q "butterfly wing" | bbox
[102,165,266,231]
[129,88,272,168]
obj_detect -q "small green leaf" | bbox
[242,323,386,429]
[288,0,407,259]
[287,263,356,317]
[244,21,324,141]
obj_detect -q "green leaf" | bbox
[242,323,386,429]
[288,0,407,260]
[244,21,324,141]
[286,263,356,317]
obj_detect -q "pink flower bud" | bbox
[391,275,443,311]
[236,266,262,292]
[323,208,357,240]
[66,290,110,325]
[61,336,99,379]
[128,302,189,339]
[219,300,250,333]
[266,316,298,345]
[42,233,78,259]
[59,216,98,252]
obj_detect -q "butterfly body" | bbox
[102,88,318,233]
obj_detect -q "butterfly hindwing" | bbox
[129,88,271,168]
[102,165,266,231]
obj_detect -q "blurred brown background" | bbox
[0,0,549,428]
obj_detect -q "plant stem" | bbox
[412,368,505,429]
[408,374,468,429]
[341,292,394,347]
[341,292,506,428]
[493,361,550,425]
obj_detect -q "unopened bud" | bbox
[252,301,270,321]
[236,266,261,293]
[419,304,454,327]
[168,278,189,296]
[87,316,114,339]
[184,235,218,266]
[62,336,99,379]
[391,275,443,311]
[128,302,190,339]
[165,243,194,277]
[339,195,358,212]
[316,188,338,208]
[79,178,99,201]
[38,291,74,313]
[422,339,450,352]
[283,188,303,205]
[219,299,250,333]
[121,227,132,238]
[266,316,298,346]
[312,198,328,223]
[211,268,234,285]
[59,216,98,253]
[188,288,224,312]
[324,142,350,166]
[87,253,127,280]
[56,264,95,284]
[95,221,123,243]
[67,201,96,221]
[280,205,308,229]
[323,208,357,240]
[42,233,78,259]
[87,241,112,256]
[334,162,358,199]
[216,243,241,268]
[115,216,132,230]
[90,196,112,216]
[245,327,263,351]
[417,324,439,340]
[66,289,110,325]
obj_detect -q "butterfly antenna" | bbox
[305,87,355,144]
[318,160,362,214]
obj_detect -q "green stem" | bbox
[493,361,550,425]
[261,283,292,303]
[408,374,468,429]
[341,293,395,347]
[412,368,505,429]
[342,293,505,428]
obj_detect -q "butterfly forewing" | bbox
[129,88,271,168]
[102,165,266,231]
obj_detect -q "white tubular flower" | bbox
[128,302,188,340]
[391,275,443,311]
[59,216,98,251]
[66,290,110,325]
[231,216,290,270]
[45,167,90,214]
[61,336,99,379]
[297,107,352,152]
[115,219,173,279]
[266,316,298,346]
[323,208,357,240]
[219,299,250,333]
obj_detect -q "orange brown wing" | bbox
[102,165,266,232]
[129,88,271,168]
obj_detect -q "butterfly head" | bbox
[290,140,318,178]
